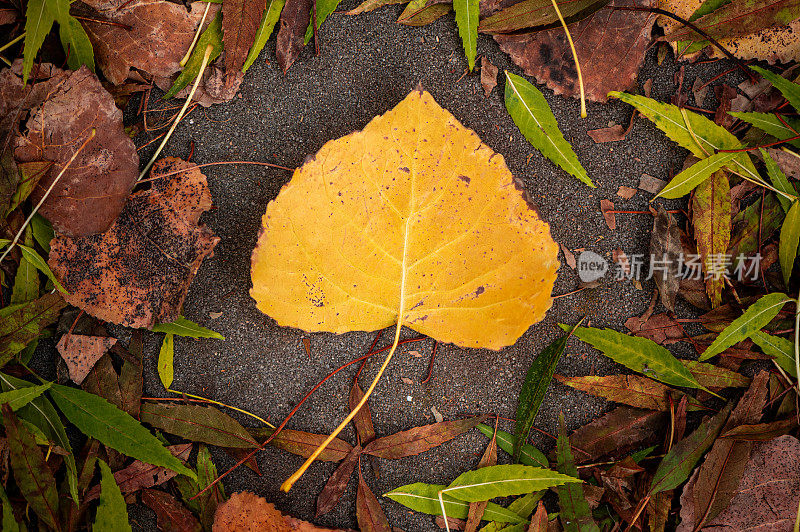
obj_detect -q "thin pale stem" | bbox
[0,33,24,54]
[0,128,95,264]
[165,388,275,427]
[138,44,213,181]
[550,0,585,118]
[439,491,451,532]
[180,2,211,67]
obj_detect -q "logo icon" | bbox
[577,251,608,282]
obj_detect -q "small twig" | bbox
[137,160,294,183]
[420,341,438,384]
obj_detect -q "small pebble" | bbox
[406,395,412,402]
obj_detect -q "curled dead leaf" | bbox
[213,491,351,531]
[56,334,117,385]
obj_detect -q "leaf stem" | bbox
[138,44,213,181]
[179,2,211,67]
[549,0,585,118]
[0,33,24,54]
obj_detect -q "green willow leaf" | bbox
[563,325,702,389]
[514,333,568,462]
[23,0,56,83]
[762,149,797,212]
[750,330,796,377]
[384,482,526,523]
[397,0,452,25]
[700,293,793,361]
[30,214,54,253]
[140,403,258,448]
[18,244,66,293]
[11,229,39,304]
[94,460,132,532]
[751,66,800,110]
[454,0,479,70]
[49,384,195,479]
[444,464,580,502]
[304,0,342,44]
[52,0,95,71]
[152,316,224,339]
[555,414,599,532]
[657,151,738,198]
[479,0,608,34]
[0,382,51,410]
[0,293,66,366]
[165,11,223,99]
[649,403,732,494]
[505,72,593,187]
[157,333,174,389]
[245,0,285,70]
[730,112,800,149]
[477,423,548,467]
[779,201,800,287]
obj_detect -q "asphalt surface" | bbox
[116,4,749,529]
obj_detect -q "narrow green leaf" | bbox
[140,403,258,448]
[11,229,39,304]
[3,404,59,529]
[152,316,224,339]
[444,464,580,502]
[505,72,593,187]
[94,460,132,532]
[554,414,599,532]
[0,293,65,366]
[397,0,452,25]
[657,151,738,199]
[384,483,526,523]
[8,160,50,216]
[49,384,195,479]
[779,200,800,287]
[22,0,56,84]
[17,244,66,294]
[0,484,21,532]
[762,149,797,212]
[649,403,732,494]
[304,0,342,45]
[245,0,285,70]
[514,333,567,461]
[752,66,800,111]
[563,325,702,389]
[164,11,223,99]
[751,330,796,377]
[0,383,51,410]
[699,293,792,360]
[477,423,548,467]
[30,214,54,253]
[478,0,608,34]
[157,333,174,389]
[454,0,478,70]
[52,0,94,71]
[681,359,750,388]
[730,112,800,149]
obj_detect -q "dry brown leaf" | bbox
[624,312,684,345]
[48,157,219,328]
[650,206,681,312]
[56,334,117,385]
[600,199,616,230]
[276,0,314,73]
[560,244,576,270]
[638,174,666,195]
[587,125,627,143]
[0,61,70,145]
[213,491,349,531]
[480,57,499,97]
[617,186,637,199]
[493,0,657,102]
[13,66,138,236]
[766,147,800,180]
[77,0,217,85]
[223,0,268,80]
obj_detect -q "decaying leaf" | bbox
[315,445,361,517]
[493,0,657,102]
[276,0,314,73]
[13,66,138,236]
[650,206,682,312]
[481,57,498,97]
[77,0,218,85]
[356,468,391,532]
[692,170,731,307]
[569,406,665,463]
[0,61,70,143]
[213,491,347,531]
[250,89,558,349]
[223,0,268,78]
[142,488,202,532]
[362,416,487,459]
[600,199,616,230]
[49,157,220,328]
[56,334,118,385]
[0,293,66,366]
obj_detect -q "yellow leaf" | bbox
[250,89,558,490]
[251,89,558,350]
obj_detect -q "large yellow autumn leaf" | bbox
[250,89,558,489]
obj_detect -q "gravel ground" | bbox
[75,4,747,529]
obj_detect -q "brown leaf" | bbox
[560,244,576,270]
[647,490,672,532]
[569,406,665,463]
[692,170,731,308]
[624,312,684,345]
[480,57,498,97]
[250,427,354,462]
[12,66,138,236]
[493,0,656,102]
[362,415,488,459]
[48,157,220,328]
[638,173,667,195]
[766,147,800,180]
[356,467,391,532]
[276,0,314,73]
[78,0,217,85]
[56,334,117,385]
[617,186,637,199]
[213,491,350,531]
[141,488,202,532]
[587,124,628,143]
[649,206,682,312]
[0,61,70,144]
[600,199,616,230]
[436,516,466,530]
[349,377,376,445]
[528,501,548,532]
[555,374,705,411]
[316,445,362,517]
[721,418,799,441]
[223,0,268,80]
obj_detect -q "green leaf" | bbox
[762,149,798,212]
[0,484,21,532]
[22,0,56,84]
[554,414,599,532]
[699,293,793,360]
[94,460,132,532]
[444,464,581,502]
[17,244,66,294]
[730,112,800,149]
[0,383,51,411]
[478,0,608,34]
[384,482,526,523]
[49,384,195,479]
[164,11,223,99]
[152,316,224,339]
[140,403,258,448]
[779,200,800,287]
[563,325,702,389]
[52,0,95,71]
[649,403,732,494]
[30,214,54,253]
[303,0,342,44]
[657,151,739,199]
[477,423,548,467]
[514,333,567,462]
[453,0,478,70]
[728,192,784,258]
[681,359,750,388]
[245,0,285,71]
[751,66,800,111]
[750,330,796,377]
[11,229,40,304]
[3,404,59,529]
[157,333,174,389]
[505,72,593,187]
[9,161,51,216]
[0,293,65,366]
[397,0,452,25]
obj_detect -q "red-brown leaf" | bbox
[316,445,362,517]
[141,489,202,532]
[58,334,117,385]
[250,427,354,462]
[222,0,268,79]
[569,407,665,463]
[276,0,313,73]
[362,415,488,459]
[349,377,376,445]
[356,467,391,532]
[555,374,705,411]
